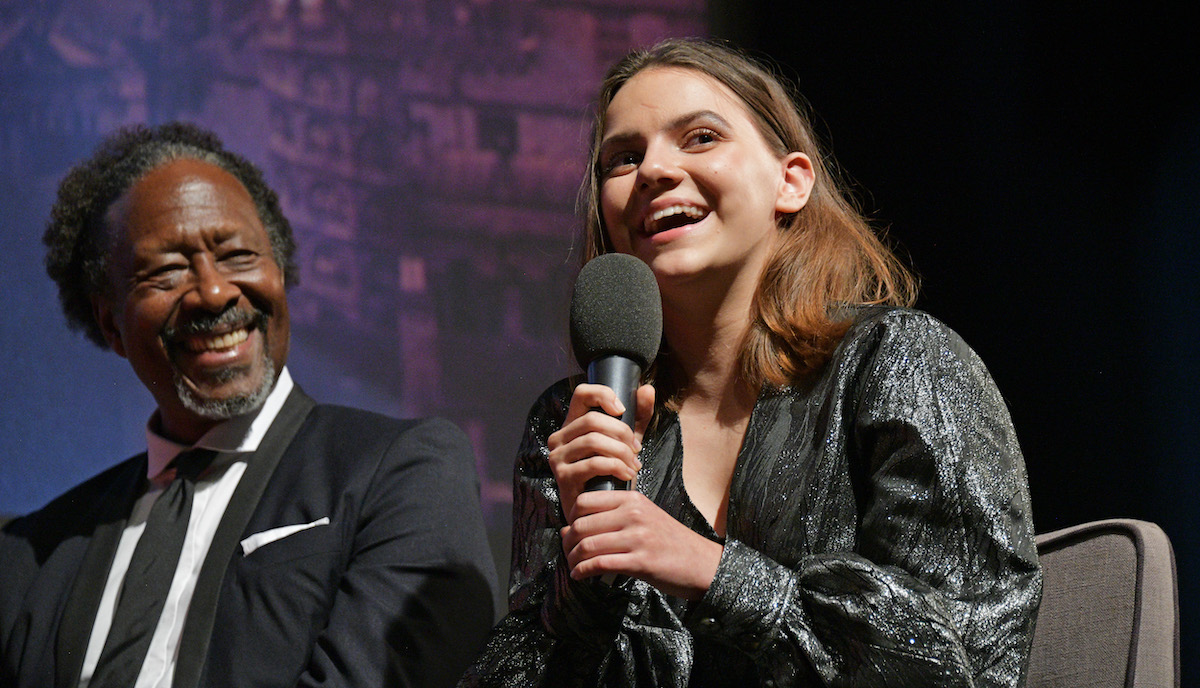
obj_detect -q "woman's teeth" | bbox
[646,204,706,232]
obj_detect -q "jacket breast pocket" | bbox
[237,518,344,569]
[225,519,347,662]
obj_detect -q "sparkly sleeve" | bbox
[689,311,1042,687]
[459,379,691,688]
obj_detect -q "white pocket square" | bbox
[240,517,330,556]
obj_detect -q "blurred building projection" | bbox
[254,0,703,513]
[0,0,219,177]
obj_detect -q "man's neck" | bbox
[145,368,294,479]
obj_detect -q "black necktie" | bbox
[89,448,216,688]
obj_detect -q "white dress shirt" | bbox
[78,369,294,688]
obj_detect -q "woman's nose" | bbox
[636,143,684,190]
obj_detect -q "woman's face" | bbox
[597,67,812,287]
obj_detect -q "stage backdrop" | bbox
[0,0,703,586]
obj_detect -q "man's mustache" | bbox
[163,307,266,340]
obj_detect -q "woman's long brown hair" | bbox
[580,38,918,396]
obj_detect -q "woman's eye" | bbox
[603,152,640,174]
[685,129,719,147]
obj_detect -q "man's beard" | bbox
[174,349,275,420]
[166,309,277,421]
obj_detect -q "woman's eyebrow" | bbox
[600,110,734,152]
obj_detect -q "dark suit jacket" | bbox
[0,387,499,688]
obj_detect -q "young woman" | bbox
[463,38,1041,687]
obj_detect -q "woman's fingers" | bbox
[632,384,655,443]
[563,383,628,425]
[548,408,637,454]
[559,491,724,600]
[547,413,642,518]
[554,455,640,490]
[563,489,628,532]
[547,383,653,521]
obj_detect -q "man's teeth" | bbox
[647,204,706,232]
[186,328,249,352]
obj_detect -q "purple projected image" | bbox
[0,1,705,575]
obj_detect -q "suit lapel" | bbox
[172,386,316,688]
[54,456,147,688]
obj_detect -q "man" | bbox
[0,123,498,688]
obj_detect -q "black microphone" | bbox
[569,253,663,492]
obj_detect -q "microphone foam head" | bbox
[570,253,663,370]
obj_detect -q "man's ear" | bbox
[775,151,816,214]
[91,295,127,358]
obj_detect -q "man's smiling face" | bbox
[93,157,290,443]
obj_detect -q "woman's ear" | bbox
[775,152,815,214]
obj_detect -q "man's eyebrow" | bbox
[600,109,734,152]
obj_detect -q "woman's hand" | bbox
[547,383,655,521]
[561,490,724,600]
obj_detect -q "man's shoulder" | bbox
[1,454,144,562]
[14,454,143,522]
[286,404,473,470]
[303,404,463,442]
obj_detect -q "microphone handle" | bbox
[583,354,640,492]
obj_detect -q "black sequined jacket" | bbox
[462,307,1042,687]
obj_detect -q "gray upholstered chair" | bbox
[1027,519,1180,687]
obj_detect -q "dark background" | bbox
[714,1,1198,676]
[2,0,1194,677]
